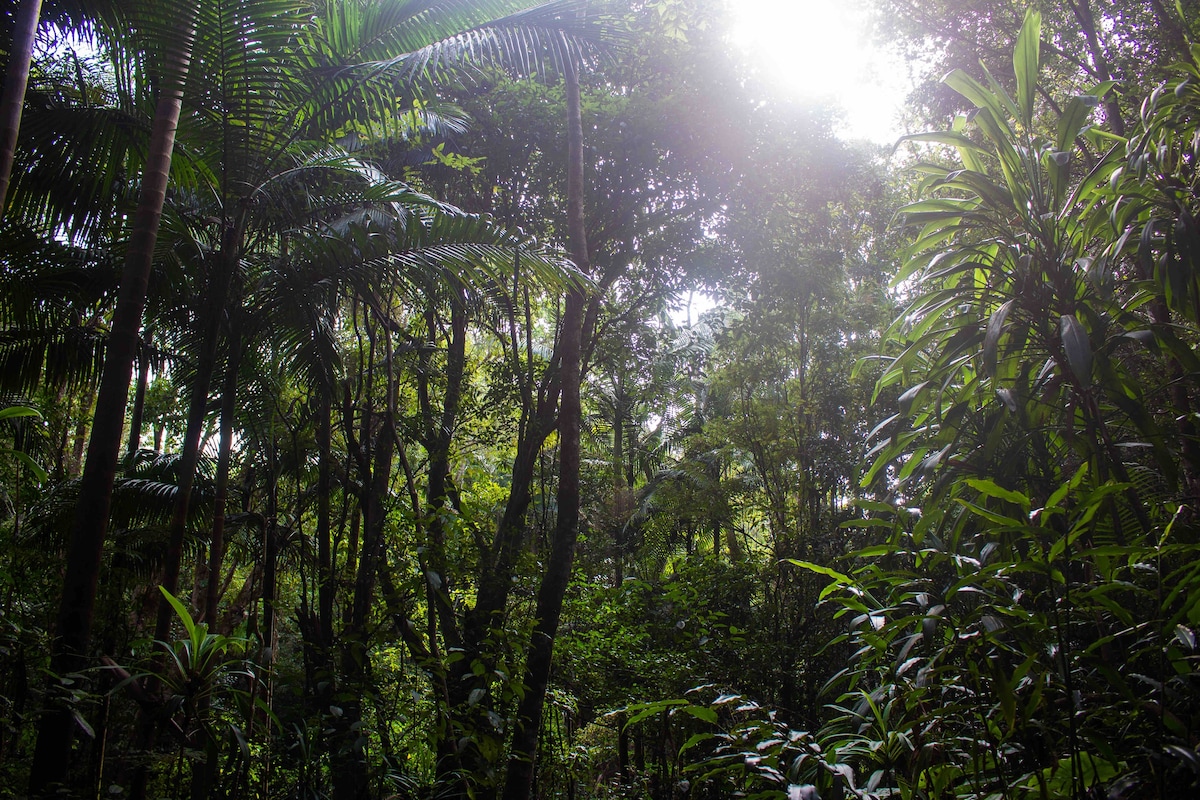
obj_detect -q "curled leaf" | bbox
[982,299,1015,377]
[1059,314,1092,383]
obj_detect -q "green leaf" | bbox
[681,705,717,724]
[623,700,686,727]
[1057,95,1094,153]
[1059,314,1092,383]
[1014,9,1042,126]
[786,560,855,600]
[982,298,1015,377]
[944,70,1005,122]
[786,560,853,585]
[1046,462,1089,509]
[851,544,899,557]
[965,478,1031,512]
[895,131,990,156]
[0,405,41,422]
[954,499,1024,528]
[158,586,197,643]
[8,449,48,483]
[72,710,95,739]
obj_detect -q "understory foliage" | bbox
[3,1,1200,800]
[767,13,1200,800]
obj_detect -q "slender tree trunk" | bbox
[472,409,556,628]
[0,0,42,224]
[68,385,95,477]
[127,220,241,800]
[127,336,151,457]
[612,390,627,583]
[204,322,241,624]
[333,322,396,800]
[331,416,394,800]
[422,292,468,653]
[617,710,630,786]
[192,356,241,800]
[503,50,590,800]
[153,225,241,645]
[316,390,335,652]
[424,293,484,790]
[257,446,281,799]
[261,451,280,662]
[28,19,195,794]
[472,291,563,641]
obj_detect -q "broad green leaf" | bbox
[681,705,717,724]
[965,477,1031,512]
[895,131,990,156]
[1014,9,1041,126]
[943,169,1015,212]
[1059,314,1092,383]
[0,406,41,422]
[72,710,95,740]
[1057,95,1096,153]
[8,450,48,483]
[158,586,197,643]
[944,70,1005,122]
[787,560,855,600]
[954,499,1025,528]
[1046,462,1089,509]
[897,381,929,413]
[623,700,686,728]
[982,298,1015,377]
[851,544,899,557]
[980,61,1022,123]
[680,732,714,754]
[786,560,853,585]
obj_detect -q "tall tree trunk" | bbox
[412,289,508,792]
[0,0,42,224]
[316,390,335,654]
[126,335,151,457]
[503,50,590,800]
[69,385,95,477]
[331,416,394,800]
[204,322,242,624]
[28,19,195,794]
[332,323,396,800]
[153,225,241,645]
[472,407,557,629]
[299,389,336,733]
[472,284,563,642]
[127,224,241,800]
[421,291,468,656]
[612,387,627,583]
[257,443,281,799]
[193,333,241,800]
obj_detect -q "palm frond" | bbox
[0,229,116,394]
[9,102,147,242]
[350,0,624,86]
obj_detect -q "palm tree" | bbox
[16,0,613,791]
[29,2,198,789]
[140,0,611,654]
[0,0,98,221]
[0,0,44,223]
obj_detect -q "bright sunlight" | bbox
[728,0,909,143]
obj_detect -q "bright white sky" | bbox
[727,0,910,144]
